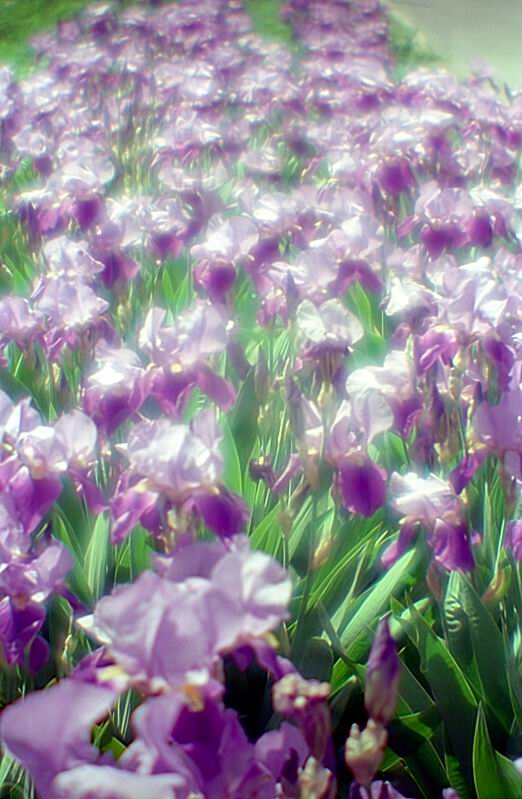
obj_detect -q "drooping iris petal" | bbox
[0,599,45,666]
[53,767,185,799]
[255,722,308,783]
[428,519,474,571]
[194,487,250,538]
[335,456,387,517]
[0,680,117,799]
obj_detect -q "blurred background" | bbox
[2,1,522,87]
[384,0,522,87]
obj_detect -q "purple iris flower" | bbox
[36,279,110,359]
[191,215,259,302]
[40,236,105,285]
[471,390,522,481]
[296,298,364,363]
[505,521,522,561]
[0,679,118,799]
[334,456,387,518]
[349,781,414,799]
[0,296,44,356]
[139,301,236,414]
[0,536,73,669]
[111,409,245,543]
[326,400,388,518]
[347,351,422,437]
[83,534,290,691]
[83,344,149,435]
[384,472,474,571]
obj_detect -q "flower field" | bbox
[0,0,521,797]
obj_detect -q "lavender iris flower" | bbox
[384,472,474,571]
[111,409,248,543]
[83,534,290,691]
[0,679,118,799]
[296,299,364,362]
[83,344,149,435]
[139,301,236,414]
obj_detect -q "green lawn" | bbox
[0,0,92,71]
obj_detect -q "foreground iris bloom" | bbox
[83,535,291,692]
[1,535,298,798]
[0,680,119,799]
[1,677,309,799]
[349,782,413,799]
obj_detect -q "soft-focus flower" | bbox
[296,299,364,363]
[471,390,522,480]
[0,538,73,667]
[505,520,522,561]
[0,680,118,799]
[334,455,387,518]
[191,215,259,302]
[83,344,149,435]
[82,535,291,691]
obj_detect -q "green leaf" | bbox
[309,517,381,612]
[0,366,31,404]
[334,548,417,656]
[473,704,522,799]
[446,573,513,731]
[398,608,477,792]
[296,637,334,682]
[221,414,243,495]
[445,748,471,799]
[52,511,93,606]
[84,515,111,601]
[250,503,282,557]
[230,370,259,471]
[102,737,126,760]
[129,526,152,579]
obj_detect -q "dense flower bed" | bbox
[0,1,521,797]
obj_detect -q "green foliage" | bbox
[387,12,442,79]
[0,0,91,72]
[245,0,294,44]
[473,704,522,799]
